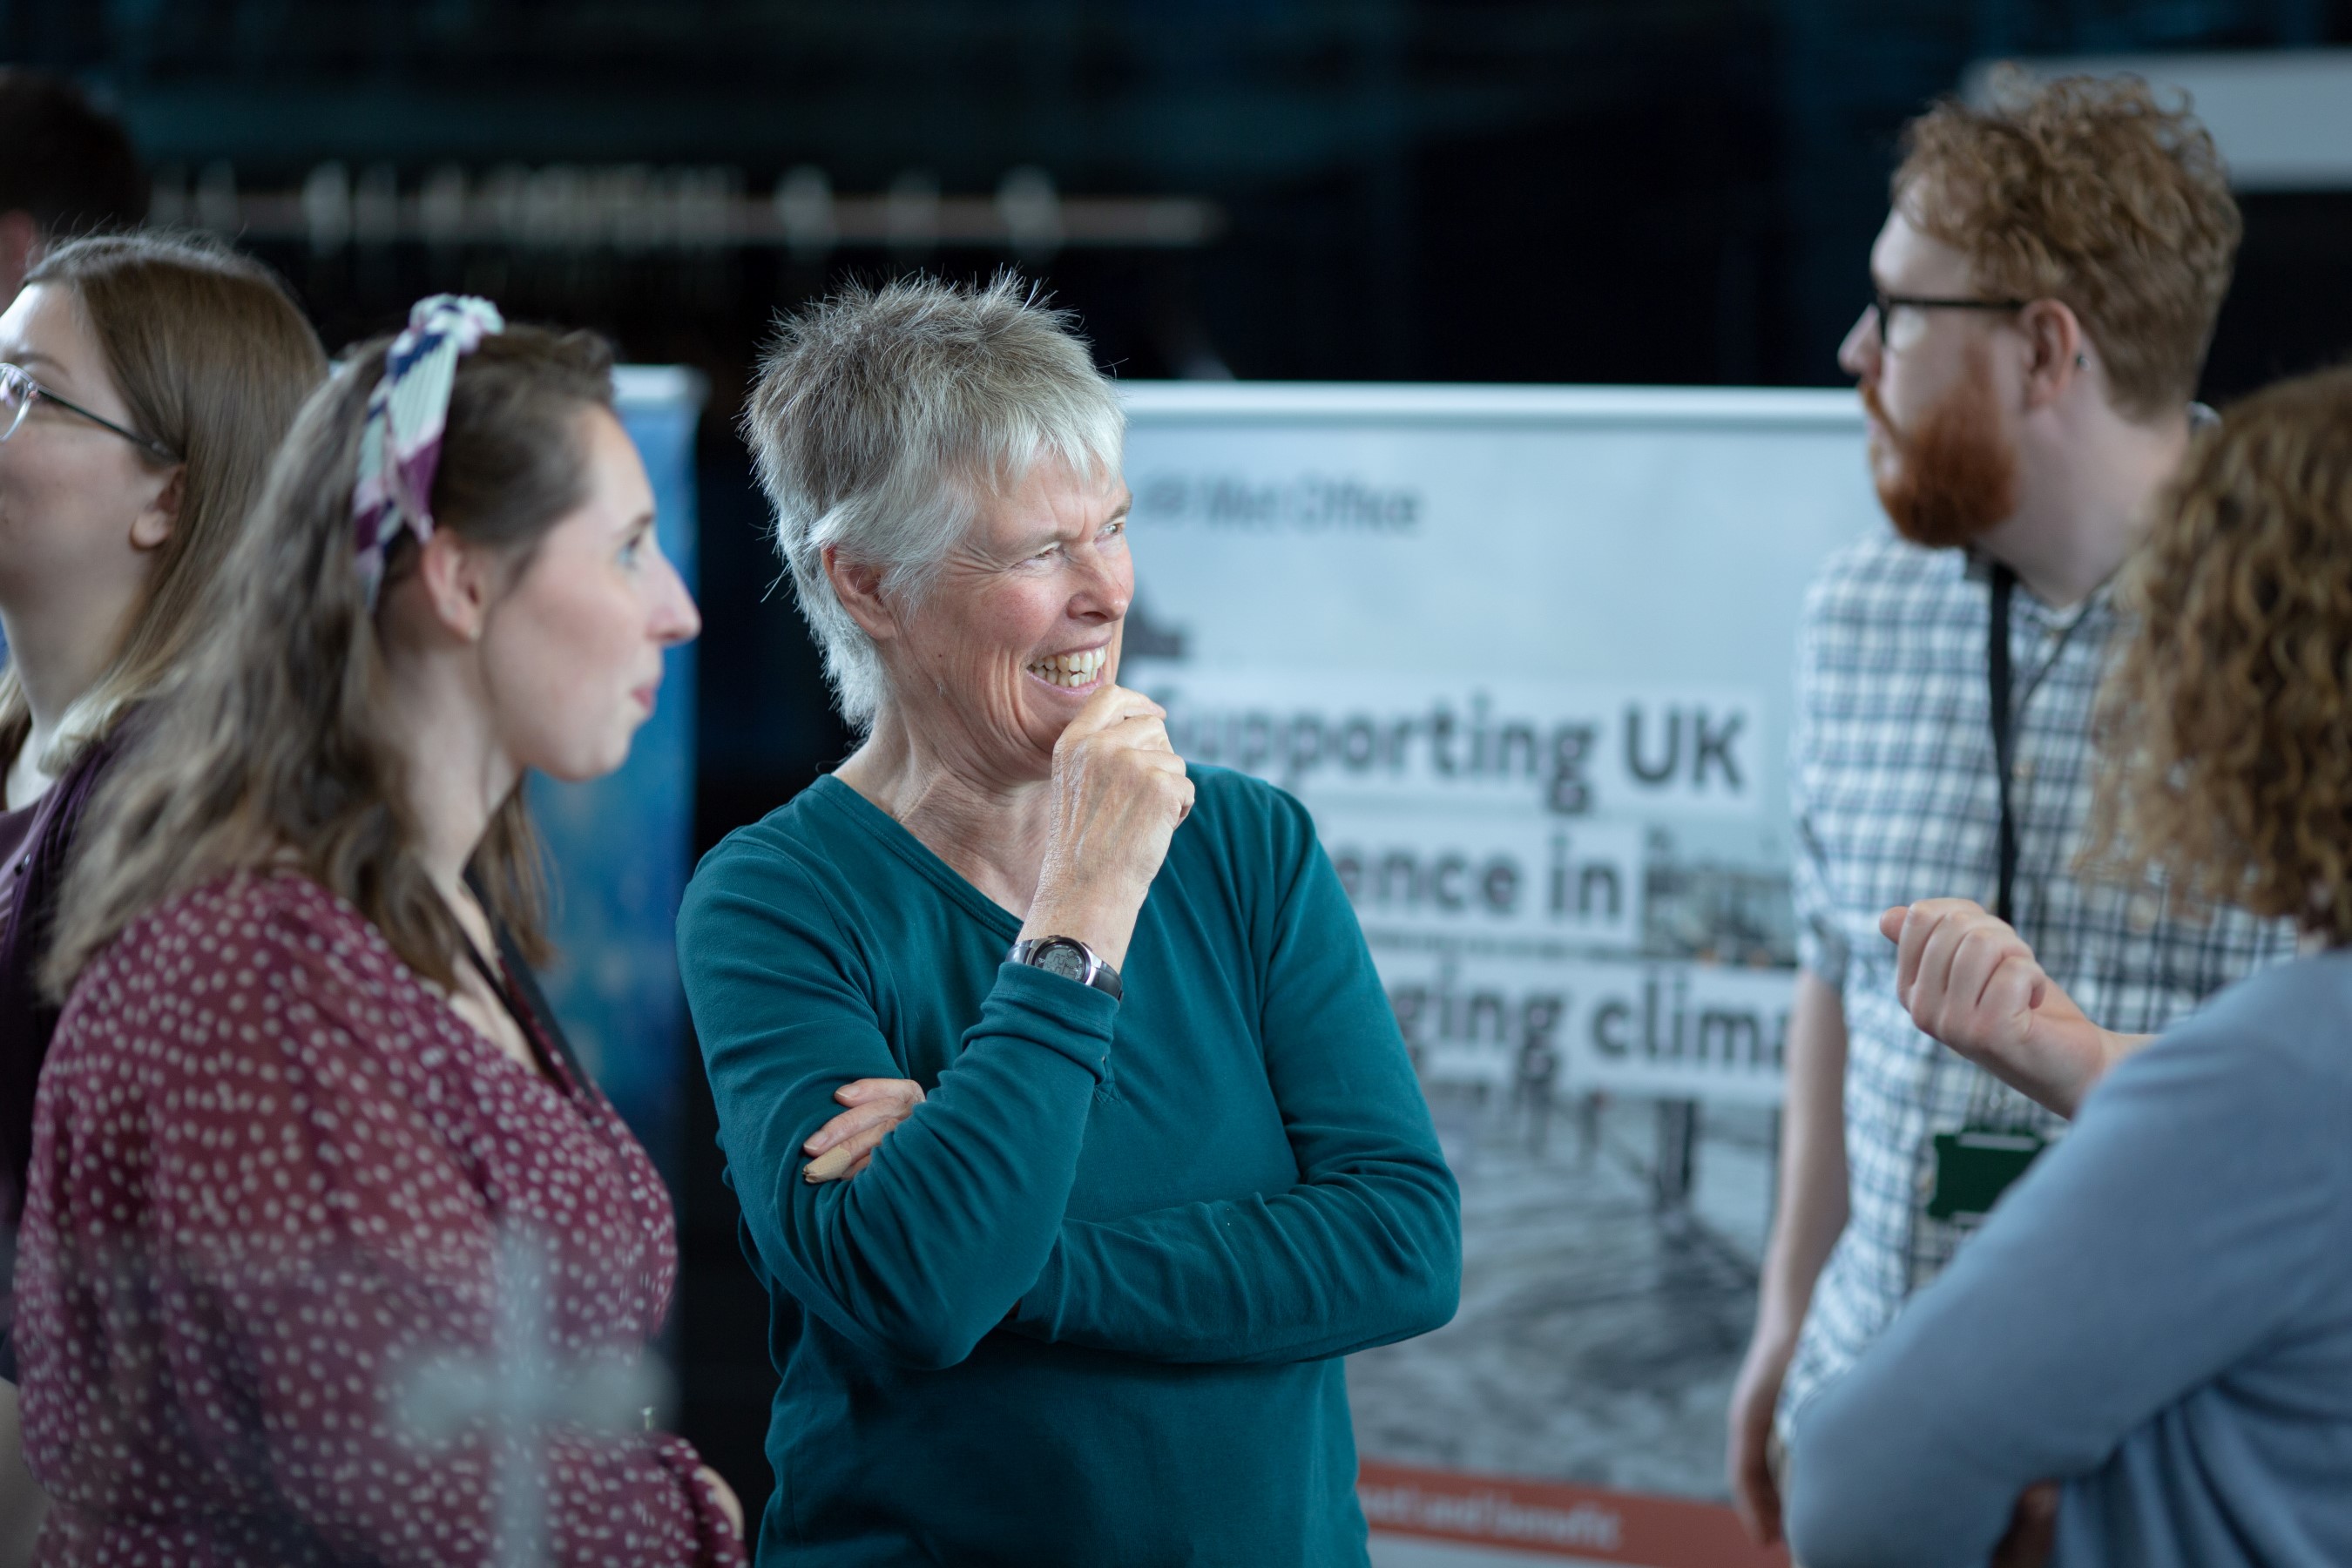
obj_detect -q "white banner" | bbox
[1122,383,1885,1110]
[1119,383,1886,1551]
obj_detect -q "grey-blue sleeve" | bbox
[1785,997,2349,1568]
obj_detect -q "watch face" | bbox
[1037,941,1089,982]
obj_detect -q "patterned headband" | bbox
[351,294,505,608]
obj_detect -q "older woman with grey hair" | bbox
[678,274,1460,1566]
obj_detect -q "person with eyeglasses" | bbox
[1724,72,2298,1563]
[1790,362,2352,1568]
[0,233,326,1564]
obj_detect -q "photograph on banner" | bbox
[1349,945,1778,1549]
[1119,384,1878,1567]
[1297,765,1798,973]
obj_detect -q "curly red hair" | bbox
[2087,366,2352,942]
[1898,71,2239,420]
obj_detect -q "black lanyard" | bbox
[461,931,588,1089]
[1987,563,2019,925]
[459,869,590,1086]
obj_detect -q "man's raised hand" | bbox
[1880,899,2139,1119]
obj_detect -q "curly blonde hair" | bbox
[1898,71,2239,421]
[2085,366,2352,943]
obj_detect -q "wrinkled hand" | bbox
[1023,684,1194,972]
[802,1078,926,1183]
[1726,1328,1794,1546]
[1990,1482,2059,1568]
[1880,899,2126,1119]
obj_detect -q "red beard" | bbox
[1862,352,2019,549]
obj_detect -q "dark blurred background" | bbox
[21,0,2352,1516]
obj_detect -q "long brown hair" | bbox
[2084,365,2352,943]
[0,232,328,768]
[47,321,618,995]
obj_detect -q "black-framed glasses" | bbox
[0,362,176,462]
[1869,288,2031,352]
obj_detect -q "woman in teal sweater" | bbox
[679,275,1461,1566]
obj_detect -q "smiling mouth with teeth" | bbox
[1026,647,1108,689]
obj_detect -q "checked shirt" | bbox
[1775,530,2296,1433]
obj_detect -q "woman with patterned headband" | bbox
[12,298,744,1565]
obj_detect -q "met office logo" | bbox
[1133,469,1423,532]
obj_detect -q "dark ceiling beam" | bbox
[112,78,1570,184]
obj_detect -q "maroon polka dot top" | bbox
[13,871,745,1566]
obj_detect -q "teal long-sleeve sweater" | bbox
[677,765,1461,1567]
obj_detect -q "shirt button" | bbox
[2128,890,2160,933]
[2012,758,2035,782]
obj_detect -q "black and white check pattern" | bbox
[1775,530,2298,1433]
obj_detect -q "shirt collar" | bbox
[1958,546,2116,633]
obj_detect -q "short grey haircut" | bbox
[743,273,1126,730]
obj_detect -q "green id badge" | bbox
[1926,1127,2048,1222]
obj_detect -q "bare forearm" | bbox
[1759,970,1849,1337]
[2017,1029,2151,1119]
[1728,969,1849,1545]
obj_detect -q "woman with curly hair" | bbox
[1788,366,2352,1566]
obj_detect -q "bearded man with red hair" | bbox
[1726,72,2297,1558]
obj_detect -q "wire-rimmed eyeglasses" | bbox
[1869,287,2031,352]
[0,362,177,462]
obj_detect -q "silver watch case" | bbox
[1007,936,1124,1002]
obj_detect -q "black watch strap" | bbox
[1008,936,1123,1002]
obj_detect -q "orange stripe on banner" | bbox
[1357,1460,1791,1568]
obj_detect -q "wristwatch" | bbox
[1007,935,1124,1002]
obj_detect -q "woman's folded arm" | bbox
[680,849,1115,1371]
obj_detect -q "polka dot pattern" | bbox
[13,871,745,1565]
